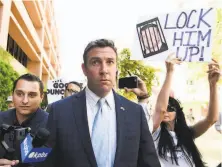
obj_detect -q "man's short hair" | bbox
[83,39,117,66]
[13,73,44,95]
[65,81,82,90]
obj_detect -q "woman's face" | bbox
[163,105,177,122]
[163,111,176,122]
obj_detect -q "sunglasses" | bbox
[167,105,177,112]
[66,89,79,94]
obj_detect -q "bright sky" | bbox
[53,0,221,82]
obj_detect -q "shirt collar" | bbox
[85,86,100,107]
[85,86,115,110]
[105,89,115,110]
[13,108,39,127]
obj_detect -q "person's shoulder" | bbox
[33,108,48,124]
[0,110,6,117]
[116,93,141,108]
[0,109,15,125]
[0,111,6,123]
[47,91,85,115]
[0,109,14,117]
[54,90,84,106]
[38,108,49,117]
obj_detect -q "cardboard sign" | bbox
[47,78,67,104]
[132,8,216,62]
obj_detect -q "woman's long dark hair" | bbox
[156,97,206,167]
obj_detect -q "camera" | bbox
[118,76,138,89]
[0,124,31,160]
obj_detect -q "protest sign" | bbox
[132,8,216,62]
[47,78,67,104]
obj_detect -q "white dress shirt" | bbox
[85,87,116,167]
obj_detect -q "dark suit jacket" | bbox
[41,90,161,167]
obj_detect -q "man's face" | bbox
[13,79,43,116]
[82,47,117,97]
[64,83,81,97]
[141,27,161,51]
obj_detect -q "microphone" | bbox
[32,128,50,148]
[20,128,52,163]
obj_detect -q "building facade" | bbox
[0,0,60,85]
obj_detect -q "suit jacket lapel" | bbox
[113,92,127,167]
[72,90,97,167]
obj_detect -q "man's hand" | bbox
[124,77,149,103]
[0,159,19,167]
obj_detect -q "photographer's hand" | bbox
[0,159,19,167]
[124,77,149,103]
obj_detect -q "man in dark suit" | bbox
[41,39,161,167]
[0,73,48,167]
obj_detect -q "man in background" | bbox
[46,81,82,112]
[64,81,82,97]
[6,96,15,110]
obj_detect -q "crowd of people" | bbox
[0,39,221,167]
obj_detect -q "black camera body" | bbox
[0,124,31,160]
[0,124,30,141]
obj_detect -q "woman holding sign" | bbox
[124,54,220,166]
[152,55,220,167]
